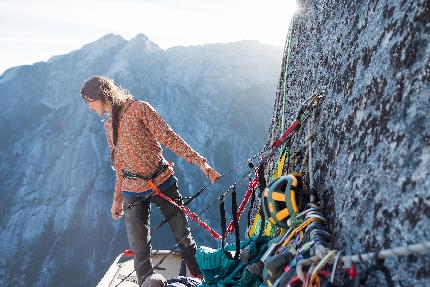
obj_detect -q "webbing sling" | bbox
[271,94,323,150]
[220,194,227,249]
[225,174,259,236]
[271,119,300,148]
[245,163,267,238]
[247,184,256,227]
[231,187,240,260]
[220,187,240,260]
[247,161,269,238]
[258,163,268,237]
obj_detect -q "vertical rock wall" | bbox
[267,0,429,285]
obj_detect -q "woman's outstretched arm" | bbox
[139,101,221,182]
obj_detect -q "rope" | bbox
[287,125,303,173]
[280,17,295,134]
[147,180,222,239]
[183,148,266,206]
[265,16,296,152]
[306,98,319,202]
[295,241,430,284]
[342,241,430,264]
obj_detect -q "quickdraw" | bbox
[271,94,324,150]
[220,187,240,259]
[280,217,317,249]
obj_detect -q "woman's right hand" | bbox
[111,200,124,220]
[200,162,221,183]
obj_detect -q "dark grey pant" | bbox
[123,182,201,285]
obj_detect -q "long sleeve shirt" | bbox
[104,99,207,202]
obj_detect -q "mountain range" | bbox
[0,33,282,286]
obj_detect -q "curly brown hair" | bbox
[80,76,133,163]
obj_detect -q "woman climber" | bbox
[80,76,221,285]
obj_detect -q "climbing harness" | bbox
[114,121,222,240]
[122,159,171,181]
[220,186,240,260]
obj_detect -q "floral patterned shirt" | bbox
[104,99,207,201]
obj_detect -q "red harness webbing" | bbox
[271,119,300,148]
[146,180,222,240]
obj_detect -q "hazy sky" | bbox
[0,0,298,74]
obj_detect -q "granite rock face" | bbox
[267,0,429,285]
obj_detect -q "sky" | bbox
[0,0,298,74]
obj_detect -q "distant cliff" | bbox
[0,34,282,287]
